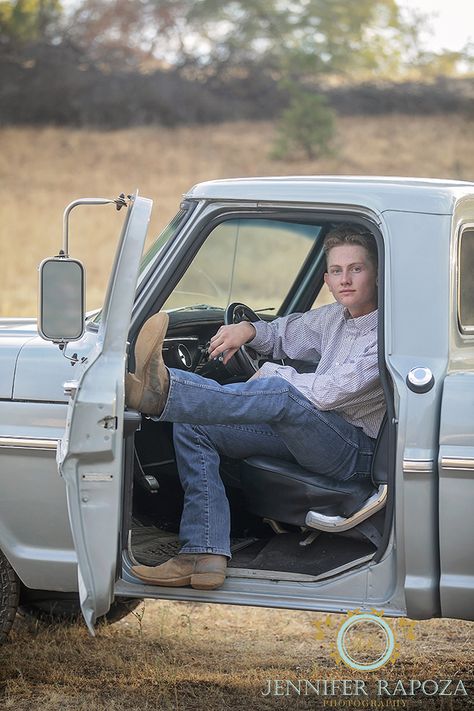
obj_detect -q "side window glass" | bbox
[458,228,474,334]
[312,282,336,309]
[163,219,320,312]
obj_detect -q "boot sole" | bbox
[131,570,225,590]
[132,572,192,587]
[190,573,226,590]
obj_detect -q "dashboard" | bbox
[161,308,230,379]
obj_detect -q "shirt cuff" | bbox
[247,320,274,353]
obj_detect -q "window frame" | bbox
[457,223,474,336]
[162,213,326,316]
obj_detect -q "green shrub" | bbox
[271,91,336,160]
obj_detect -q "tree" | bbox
[67,0,188,68]
[0,0,62,46]
[184,0,403,77]
[395,8,474,79]
[271,90,335,161]
[62,0,406,78]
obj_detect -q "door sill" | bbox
[225,553,375,583]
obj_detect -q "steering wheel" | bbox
[224,302,262,376]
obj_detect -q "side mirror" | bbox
[38,257,85,342]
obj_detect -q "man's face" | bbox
[324,244,377,318]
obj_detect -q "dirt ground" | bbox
[1,600,473,710]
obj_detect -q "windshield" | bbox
[137,208,189,285]
[163,218,321,314]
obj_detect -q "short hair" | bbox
[323,224,378,268]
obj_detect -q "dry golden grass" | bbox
[1,115,473,315]
[2,601,473,710]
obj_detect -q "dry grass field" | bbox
[2,601,473,711]
[1,114,473,315]
[1,116,473,710]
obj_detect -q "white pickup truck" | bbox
[0,176,473,641]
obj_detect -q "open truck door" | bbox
[56,194,152,633]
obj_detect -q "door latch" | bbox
[98,416,118,430]
[63,380,78,398]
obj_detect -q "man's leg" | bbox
[131,419,293,588]
[173,421,295,558]
[161,368,375,478]
[167,371,375,559]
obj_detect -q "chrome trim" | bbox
[0,436,58,451]
[163,337,199,343]
[441,457,474,471]
[402,459,434,473]
[407,367,433,388]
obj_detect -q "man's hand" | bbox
[208,322,256,365]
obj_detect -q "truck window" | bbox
[163,218,320,313]
[458,227,474,334]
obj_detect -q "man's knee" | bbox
[173,422,213,449]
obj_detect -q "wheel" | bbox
[19,593,142,625]
[0,548,20,644]
[224,302,262,376]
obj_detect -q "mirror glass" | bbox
[39,258,85,341]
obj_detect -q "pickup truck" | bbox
[0,176,473,642]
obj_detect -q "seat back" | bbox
[240,413,389,528]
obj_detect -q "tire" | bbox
[19,593,142,625]
[0,549,20,644]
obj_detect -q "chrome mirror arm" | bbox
[61,194,129,257]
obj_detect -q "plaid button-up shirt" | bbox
[249,302,385,439]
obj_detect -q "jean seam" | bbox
[172,373,288,397]
[192,424,211,550]
[213,423,282,437]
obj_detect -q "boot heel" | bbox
[190,572,226,590]
[125,373,143,410]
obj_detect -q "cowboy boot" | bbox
[131,553,227,590]
[125,312,170,415]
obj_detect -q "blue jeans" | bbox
[157,368,376,559]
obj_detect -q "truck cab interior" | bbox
[122,211,393,583]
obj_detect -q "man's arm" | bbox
[248,310,325,361]
[208,307,328,365]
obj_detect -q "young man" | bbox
[127,224,385,590]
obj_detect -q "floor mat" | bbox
[131,524,259,566]
[131,524,375,575]
[228,530,375,576]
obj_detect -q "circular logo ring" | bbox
[336,613,395,672]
